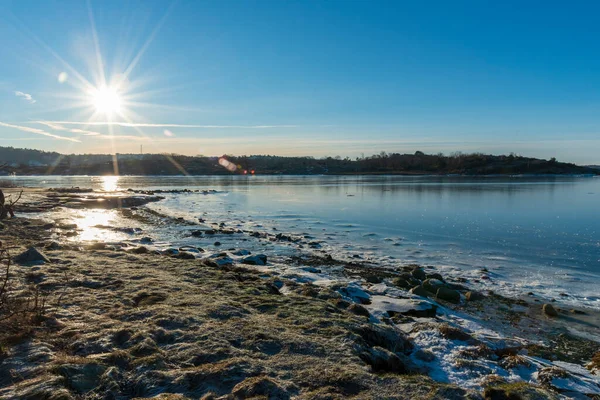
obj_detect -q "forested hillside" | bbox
[0,146,596,176]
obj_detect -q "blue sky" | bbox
[0,0,599,163]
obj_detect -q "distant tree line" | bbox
[0,146,597,176]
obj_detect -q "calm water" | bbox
[11,175,600,308]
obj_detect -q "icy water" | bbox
[11,174,600,309]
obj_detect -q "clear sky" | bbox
[0,0,599,164]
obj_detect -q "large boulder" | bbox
[14,247,51,265]
[436,287,461,304]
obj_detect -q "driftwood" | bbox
[0,189,22,219]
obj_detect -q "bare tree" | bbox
[0,190,22,220]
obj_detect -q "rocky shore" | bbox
[0,188,599,399]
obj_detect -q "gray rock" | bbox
[162,248,179,256]
[359,346,411,373]
[411,267,426,281]
[392,277,413,289]
[436,287,461,304]
[422,278,445,294]
[348,303,371,317]
[14,247,51,265]
[426,272,445,281]
[409,285,429,298]
[465,291,485,301]
[232,249,251,256]
[176,251,196,260]
[542,303,558,317]
[45,241,61,250]
[242,254,268,266]
[130,246,148,254]
[212,256,234,266]
[355,323,412,354]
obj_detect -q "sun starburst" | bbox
[90,85,123,117]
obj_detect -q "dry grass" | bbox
[0,238,467,399]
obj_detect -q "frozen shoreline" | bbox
[4,187,597,396]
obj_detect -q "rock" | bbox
[211,256,234,266]
[241,254,267,266]
[422,278,445,294]
[140,237,154,244]
[14,247,51,265]
[130,246,149,254]
[176,251,196,260]
[355,323,413,354]
[436,287,461,304]
[231,376,289,399]
[542,303,558,317]
[232,249,251,256]
[426,272,445,281]
[179,246,201,253]
[359,346,411,373]
[411,267,426,281]
[337,284,372,304]
[46,241,61,250]
[348,303,371,317]
[163,248,179,256]
[190,230,203,237]
[213,241,221,246]
[409,285,429,298]
[392,277,412,289]
[465,291,485,301]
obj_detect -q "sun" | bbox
[91,85,123,116]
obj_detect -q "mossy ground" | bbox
[0,218,483,399]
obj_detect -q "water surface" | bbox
[11,175,600,308]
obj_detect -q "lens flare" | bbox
[218,157,237,172]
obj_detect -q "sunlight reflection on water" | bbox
[100,176,120,192]
[69,209,125,242]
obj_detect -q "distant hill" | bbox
[0,146,597,176]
